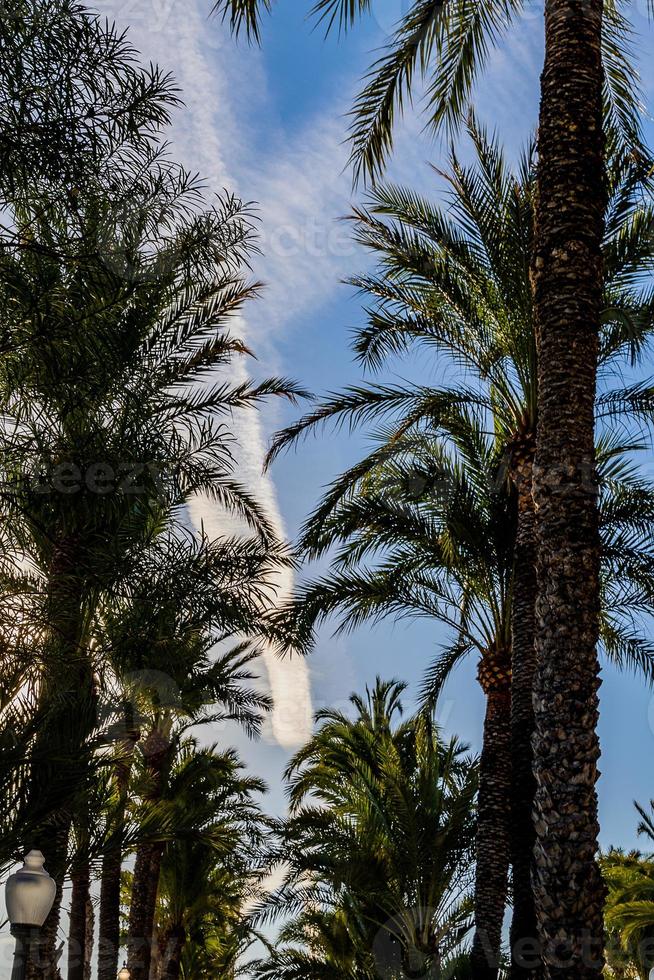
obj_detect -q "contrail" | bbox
[102,0,314,747]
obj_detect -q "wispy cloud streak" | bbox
[103,0,320,747]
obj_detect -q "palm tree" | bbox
[602,803,654,979]
[249,910,369,980]
[279,421,654,973]
[0,0,178,216]
[123,625,272,980]
[265,128,654,977]
[94,527,291,980]
[603,851,654,979]
[153,744,266,980]
[1,8,292,967]
[1,181,296,974]
[255,679,478,979]
[287,431,514,977]
[528,1,606,969]
[213,0,645,175]
[216,4,650,971]
[0,23,302,964]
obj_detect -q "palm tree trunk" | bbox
[98,723,140,980]
[26,540,94,980]
[509,448,541,979]
[68,864,91,980]
[127,843,156,980]
[98,847,124,980]
[160,926,186,980]
[151,928,164,980]
[127,842,165,980]
[84,889,94,980]
[143,844,165,973]
[127,729,170,980]
[531,0,606,975]
[471,653,512,980]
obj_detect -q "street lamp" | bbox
[117,962,130,980]
[6,851,56,980]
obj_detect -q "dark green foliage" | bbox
[249,680,478,979]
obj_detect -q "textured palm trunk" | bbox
[531,0,606,975]
[98,847,124,980]
[127,842,165,980]
[160,926,186,980]
[509,447,541,979]
[84,889,94,980]
[68,863,91,980]
[127,729,170,980]
[98,724,140,980]
[27,540,94,980]
[471,650,512,980]
[151,928,163,980]
[143,844,166,974]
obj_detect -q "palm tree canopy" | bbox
[265,128,654,695]
[251,679,478,979]
[214,0,650,181]
[603,803,654,978]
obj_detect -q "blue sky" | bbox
[104,0,654,851]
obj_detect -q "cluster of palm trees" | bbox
[250,679,479,980]
[2,0,654,978]
[214,0,654,974]
[0,3,297,977]
[264,123,654,977]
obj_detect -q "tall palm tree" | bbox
[529,1,605,969]
[265,128,654,977]
[0,38,302,965]
[255,679,478,979]
[216,4,650,971]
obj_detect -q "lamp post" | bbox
[117,963,130,980]
[6,851,56,980]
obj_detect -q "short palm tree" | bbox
[255,679,478,979]
[602,803,654,979]
[122,631,272,980]
[89,526,289,980]
[150,740,267,980]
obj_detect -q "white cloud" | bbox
[99,0,550,751]
[102,0,319,747]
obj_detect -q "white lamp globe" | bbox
[5,851,57,929]
[118,964,130,980]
